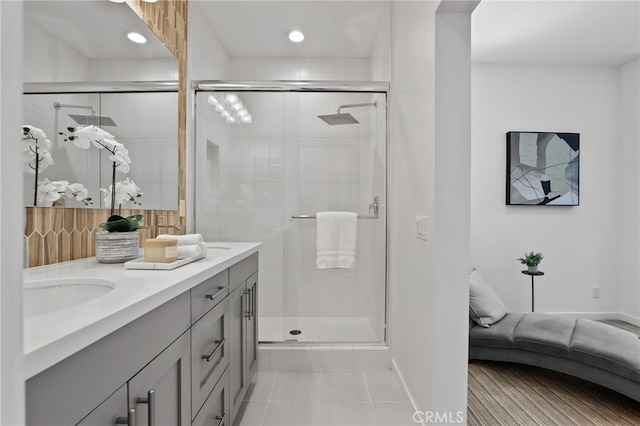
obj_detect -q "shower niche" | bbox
[194,83,388,345]
[22,90,178,211]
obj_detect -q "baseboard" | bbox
[391,357,421,425]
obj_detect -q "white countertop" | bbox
[23,242,261,379]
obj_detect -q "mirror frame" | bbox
[24,0,187,267]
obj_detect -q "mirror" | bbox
[22,1,178,211]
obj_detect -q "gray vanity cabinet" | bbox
[26,252,258,426]
[228,283,248,422]
[76,385,128,426]
[228,253,259,423]
[128,331,191,425]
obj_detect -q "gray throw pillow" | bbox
[469,269,507,327]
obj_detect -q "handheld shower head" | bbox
[317,101,378,126]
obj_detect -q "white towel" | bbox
[315,211,357,269]
[176,243,208,260]
[157,233,203,246]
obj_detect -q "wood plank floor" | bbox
[468,321,640,425]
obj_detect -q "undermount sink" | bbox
[23,278,115,319]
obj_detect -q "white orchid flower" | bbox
[110,150,131,174]
[36,179,92,207]
[66,183,89,202]
[36,179,63,207]
[101,178,143,208]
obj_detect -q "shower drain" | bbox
[289,329,302,336]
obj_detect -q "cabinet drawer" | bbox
[192,369,230,426]
[192,298,229,419]
[229,253,258,291]
[191,270,229,324]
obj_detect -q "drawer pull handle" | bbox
[136,389,155,426]
[202,338,226,362]
[215,413,227,426]
[115,408,136,426]
[205,286,227,301]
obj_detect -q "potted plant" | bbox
[518,251,544,273]
[94,215,146,263]
[60,125,145,263]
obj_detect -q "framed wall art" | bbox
[506,131,580,206]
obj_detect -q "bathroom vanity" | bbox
[23,244,260,426]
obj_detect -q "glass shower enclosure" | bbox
[194,82,388,344]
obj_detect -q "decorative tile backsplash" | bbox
[25,207,181,267]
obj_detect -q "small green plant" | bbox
[517,251,544,267]
[99,214,146,232]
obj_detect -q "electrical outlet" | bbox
[416,216,428,241]
[592,286,601,299]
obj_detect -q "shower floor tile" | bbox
[259,316,381,343]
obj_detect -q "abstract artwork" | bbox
[506,132,580,206]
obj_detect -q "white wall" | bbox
[188,0,231,234]
[1,1,25,423]
[229,57,369,81]
[389,0,472,419]
[23,15,89,82]
[88,59,178,81]
[471,64,621,314]
[618,58,640,323]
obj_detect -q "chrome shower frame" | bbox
[192,80,391,346]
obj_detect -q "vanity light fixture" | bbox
[287,29,305,43]
[208,94,252,125]
[126,31,147,44]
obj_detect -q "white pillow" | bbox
[469,269,507,327]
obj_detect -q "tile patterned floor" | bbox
[234,370,416,426]
[259,317,382,343]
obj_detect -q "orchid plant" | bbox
[22,125,53,205]
[23,125,91,207]
[100,177,143,210]
[59,125,140,216]
[36,179,92,207]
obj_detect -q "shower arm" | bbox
[336,101,378,114]
[53,102,96,116]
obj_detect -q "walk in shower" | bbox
[194,81,388,344]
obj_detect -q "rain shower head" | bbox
[53,102,117,127]
[317,113,359,126]
[67,114,117,127]
[317,101,377,126]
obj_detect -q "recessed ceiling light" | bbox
[287,30,305,43]
[126,31,147,44]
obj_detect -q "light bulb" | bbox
[215,104,224,112]
[232,101,243,111]
[287,30,305,43]
[207,95,219,105]
[238,109,249,117]
[224,93,238,104]
[221,110,231,118]
[241,114,252,123]
[126,31,147,44]
[226,116,236,123]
